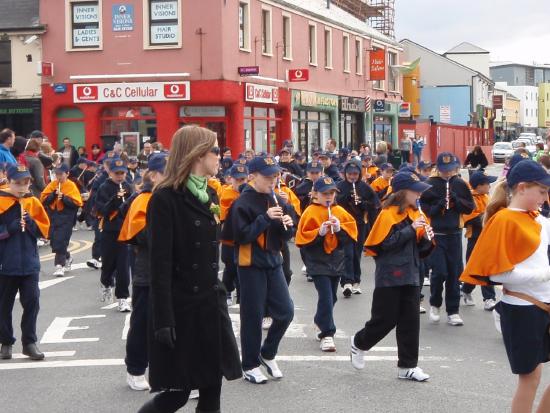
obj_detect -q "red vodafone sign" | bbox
[288,69,309,82]
[73,81,191,103]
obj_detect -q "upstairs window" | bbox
[388,51,398,91]
[355,38,363,75]
[261,8,272,55]
[70,1,101,49]
[342,33,350,73]
[308,23,317,65]
[148,0,180,46]
[239,1,250,50]
[0,40,11,87]
[282,14,292,59]
[324,28,332,69]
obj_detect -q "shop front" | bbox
[371,100,400,148]
[291,90,339,158]
[339,96,366,150]
[0,99,41,138]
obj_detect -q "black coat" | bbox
[146,185,241,392]
[42,192,79,252]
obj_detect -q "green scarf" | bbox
[186,174,209,204]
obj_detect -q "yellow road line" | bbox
[39,240,93,262]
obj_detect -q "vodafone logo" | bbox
[246,84,255,100]
[164,83,187,99]
[76,85,98,101]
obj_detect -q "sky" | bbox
[394,0,550,65]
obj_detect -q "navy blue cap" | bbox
[392,172,431,193]
[110,158,128,173]
[76,157,88,165]
[399,162,413,171]
[7,164,31,181]
[55,164,70,174]
[507,160,550,188]
[294,151,305,161]
[87,160,98,168]
[147,153,167,173]
[234,157,248,166]
[313,176,339,193]
[102,151,119,164]
[508,153,531,174]
[469,171,497,188]
[229,164,249,179]
[436,152,460,172]
[318,151,331,159]
[340,148,350,156]
[344,161,361,174]
[418,160,433,170]
[380,163,395,171]
[279,148,291,155]
[128,156,138,164]
[221,157,233,170]
[306,161,323,173]
[248,156,281,176]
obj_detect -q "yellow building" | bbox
[402,65,421,117]
[539,83,550,128]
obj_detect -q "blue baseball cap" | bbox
[294,151,305,161]
[248,156,281,176]
[436,152,460,172]
[313,176,339,192]
[110,158,128,173]
[391,172,431,193]
[344,161,361,174]
[508,153,531,174]
[102,151,119,164]
[221,157,233,170]
[380,163,395,171]
[418,160,433,170]
[318,151,331,159]
[7,164,31,181]
[55,163,70,174]
[234,157,249,166]
[306,161,323,173]
[147,153,167,173]
[76,157,88,166]
[507,160,550,188]
[229,164,249,179]
[469,171,497,188]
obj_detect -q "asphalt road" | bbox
[2,164,548,413]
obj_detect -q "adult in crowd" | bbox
[58,137,79,168]
[373,141,388,167]
[77,146,88,159]
[463,145,489,176]
[412,136,425,166]
[325,139,338,156]
[137,141,153,170]
[0,129,17,165]
[138,126,241,413]
[278,148,304,177]
[12,136,29,166]
[24,139,46,197]
[90,144,103,163]
[399,135,412,164]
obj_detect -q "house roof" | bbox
[272,0,401,48]
[0,0,42,30]
[444,42,489,55]
[399,38,494,84]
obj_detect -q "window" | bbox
[526,108,529,117]
[282,14,292,59]
[355,38,363,75]
[308,23,317,66]
[68,1,101,50]
[261,8,272,55]
[547,109,549,117]
[0,40,11,87]
[342,33,350,73]
[388,51,398,91]
[148,0,180,46]
[324,28,332,69]
[238,1,250,50]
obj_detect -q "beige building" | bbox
[494,87,520,133]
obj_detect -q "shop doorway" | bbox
[179,119,227,149]
[292,110,331,159]
[373,116,392,146]
[56,108,85,150]
[179,106,227,149]
[244,107,281,155]
[101,106,157,153]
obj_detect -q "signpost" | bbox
[373,99,385,113]
[238,66,260,76]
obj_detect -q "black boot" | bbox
[0,344,12,360]
[137,399,161,413]
[22,343,44,360]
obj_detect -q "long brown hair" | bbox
[156,126,217,191]
[484,180,542,224]
[382,190,408,214]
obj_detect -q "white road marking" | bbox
[12,351,76,359]
[102,298,132,310]
[16,277,74,299]
[40,315,106,344]
[122,314,131,340]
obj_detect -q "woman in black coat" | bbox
[138,126,241,413]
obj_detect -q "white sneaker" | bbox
[118,299,132,312]
[419,305,427,314]
[301,265,307,275]
[447,314,464,326]
[64,257,73,272]
[72,225,79,232]
[226,293,233,307]
[352,284,362,294]
[462,293,475,306]
[343,283,353,298]
[259,355,283,379]
[484,299,497,311]
[189,389,199,399]
[320,337,336,352]
[37,239,46,247]
[350,335,365,370]
[493,308,502,334]
[53,265,64,277]
[126,373,150,391]
[262,317,272,330]
[100,286,113,303]
[429,306,440,323]
[87,258,102,270]
[243,367,268,384]
[423,277,430,286]
[398,367,430,382]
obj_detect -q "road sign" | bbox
[288,69,309,82]
[238,66,260,76]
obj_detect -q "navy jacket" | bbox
[95,179,132,232]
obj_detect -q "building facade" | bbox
[539,83,550,128]
[490,63,550,87]
[495,82,539,130]
[39,0,402,156]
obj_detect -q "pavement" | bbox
[3,163,549,413]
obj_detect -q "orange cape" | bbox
[208,178,223,199]
[0,192,50,238]
[364,205,427,256]
[40,180,83,211]
[118,192,152,242]
[295,203,358,254]
[460,208,541,286]
[463,192,488,238]
[278,183,302,216]
[220,186,240,222]
[371,176,390,193]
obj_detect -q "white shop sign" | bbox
[150,24,178,44]
[151,1,178,20]
[73,4,99,23]
[73,81,190,103]
[73,28,100,47]
[245,83,279,104]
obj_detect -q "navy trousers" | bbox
[342,222,367,286]
[100,231,130,299]
[125,285,149,376]
[312,275,339,338]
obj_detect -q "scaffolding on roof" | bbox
[367,0,395,39]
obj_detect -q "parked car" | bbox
[492,142,514,162]
[512,139,536,155]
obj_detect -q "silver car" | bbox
[492,142,514,163]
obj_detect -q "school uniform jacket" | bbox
[336,179,380,227]
[95,179,132,232]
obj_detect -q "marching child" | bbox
[371,163,395,199]
[350,171,434,381]
[40,163,83,277]
[460,160,550,413]
[460,171,497,310]
[0,163,8,189]
[296,176,357,352]
[0,164,50,361]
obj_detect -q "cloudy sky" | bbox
[395,0,550,64]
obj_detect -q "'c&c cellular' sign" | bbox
[245,83,279,104]
[73,82,190,103]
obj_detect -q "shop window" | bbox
[324,28,332,69]
[66,0,102,50]
[355,38,363,75]
[100,106,157,153]
[144,0,181,48]
[239,1,251,51]
[292,110,332,159]
[56,107,85,149]
[308,23,317,66]
[261,7,272,55]
[342,33,350,73]
[0,39,11,87]
[388,51,398,91]
[282,14,292,60]
[178,106,227,149]
[245,106,281,154]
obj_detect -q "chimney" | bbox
[327,0,330,8]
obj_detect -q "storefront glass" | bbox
[179,106,227,148]
[292,110,332,158]
[101,106,157,144]
[373,115,392,144]
[244,106,281,154]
